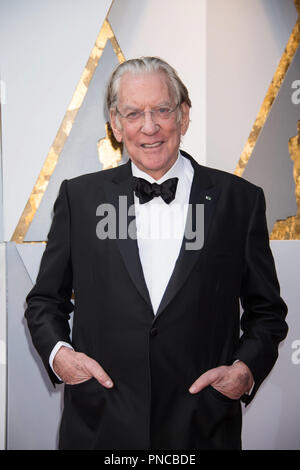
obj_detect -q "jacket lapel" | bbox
[102,160,153,311]
[154,153,220,320]
[101,153,220,321]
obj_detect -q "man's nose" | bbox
[141,111,159,134]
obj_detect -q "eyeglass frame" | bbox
[115,103,180,124]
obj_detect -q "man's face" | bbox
[110,71,190,180]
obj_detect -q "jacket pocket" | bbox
[206,385,239,403]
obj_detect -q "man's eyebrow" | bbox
[156,101,173,107]
[121,101,173,112]
[121,105,141,112]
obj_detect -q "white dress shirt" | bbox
[131,152,194,314]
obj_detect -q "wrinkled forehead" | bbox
[117,70,176,107]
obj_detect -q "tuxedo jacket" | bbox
[25,150,288,450]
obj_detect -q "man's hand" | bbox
[189,361,254,400]
[53,346,114,388]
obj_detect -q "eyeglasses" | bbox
[116,104,179,124]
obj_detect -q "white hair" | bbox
[106,57,192,120]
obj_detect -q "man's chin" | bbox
[138,159,177,180]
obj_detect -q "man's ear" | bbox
[110,110,123,143]
[180,103,190,136]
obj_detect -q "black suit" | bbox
[25,151,288,450]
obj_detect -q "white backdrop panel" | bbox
[242,241,300,450]
[0,0,112,241]
[6,242,64,450]
[206,0,297,174]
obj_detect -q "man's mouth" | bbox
[141,141,163,149]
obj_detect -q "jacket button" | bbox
[150,327,158,336]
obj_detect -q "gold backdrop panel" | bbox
[271,121,300,239]
[234,11,300,178]
[97,122,123,170]
[11,19,125,244]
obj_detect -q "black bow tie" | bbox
[132,176,179,204]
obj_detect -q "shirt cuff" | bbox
[49,341,74,381]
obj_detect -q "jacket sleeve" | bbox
[25,180,74,385]
[233,187,288,405]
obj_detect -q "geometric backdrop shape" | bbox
[16,243,46,284]
[25,40,124,241]
[243,44,300,233]
[7,243,63,449]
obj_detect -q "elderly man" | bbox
[25,57,288,450]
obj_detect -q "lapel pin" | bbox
[205,195,212,200]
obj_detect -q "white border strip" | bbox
[0,243,7,449]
